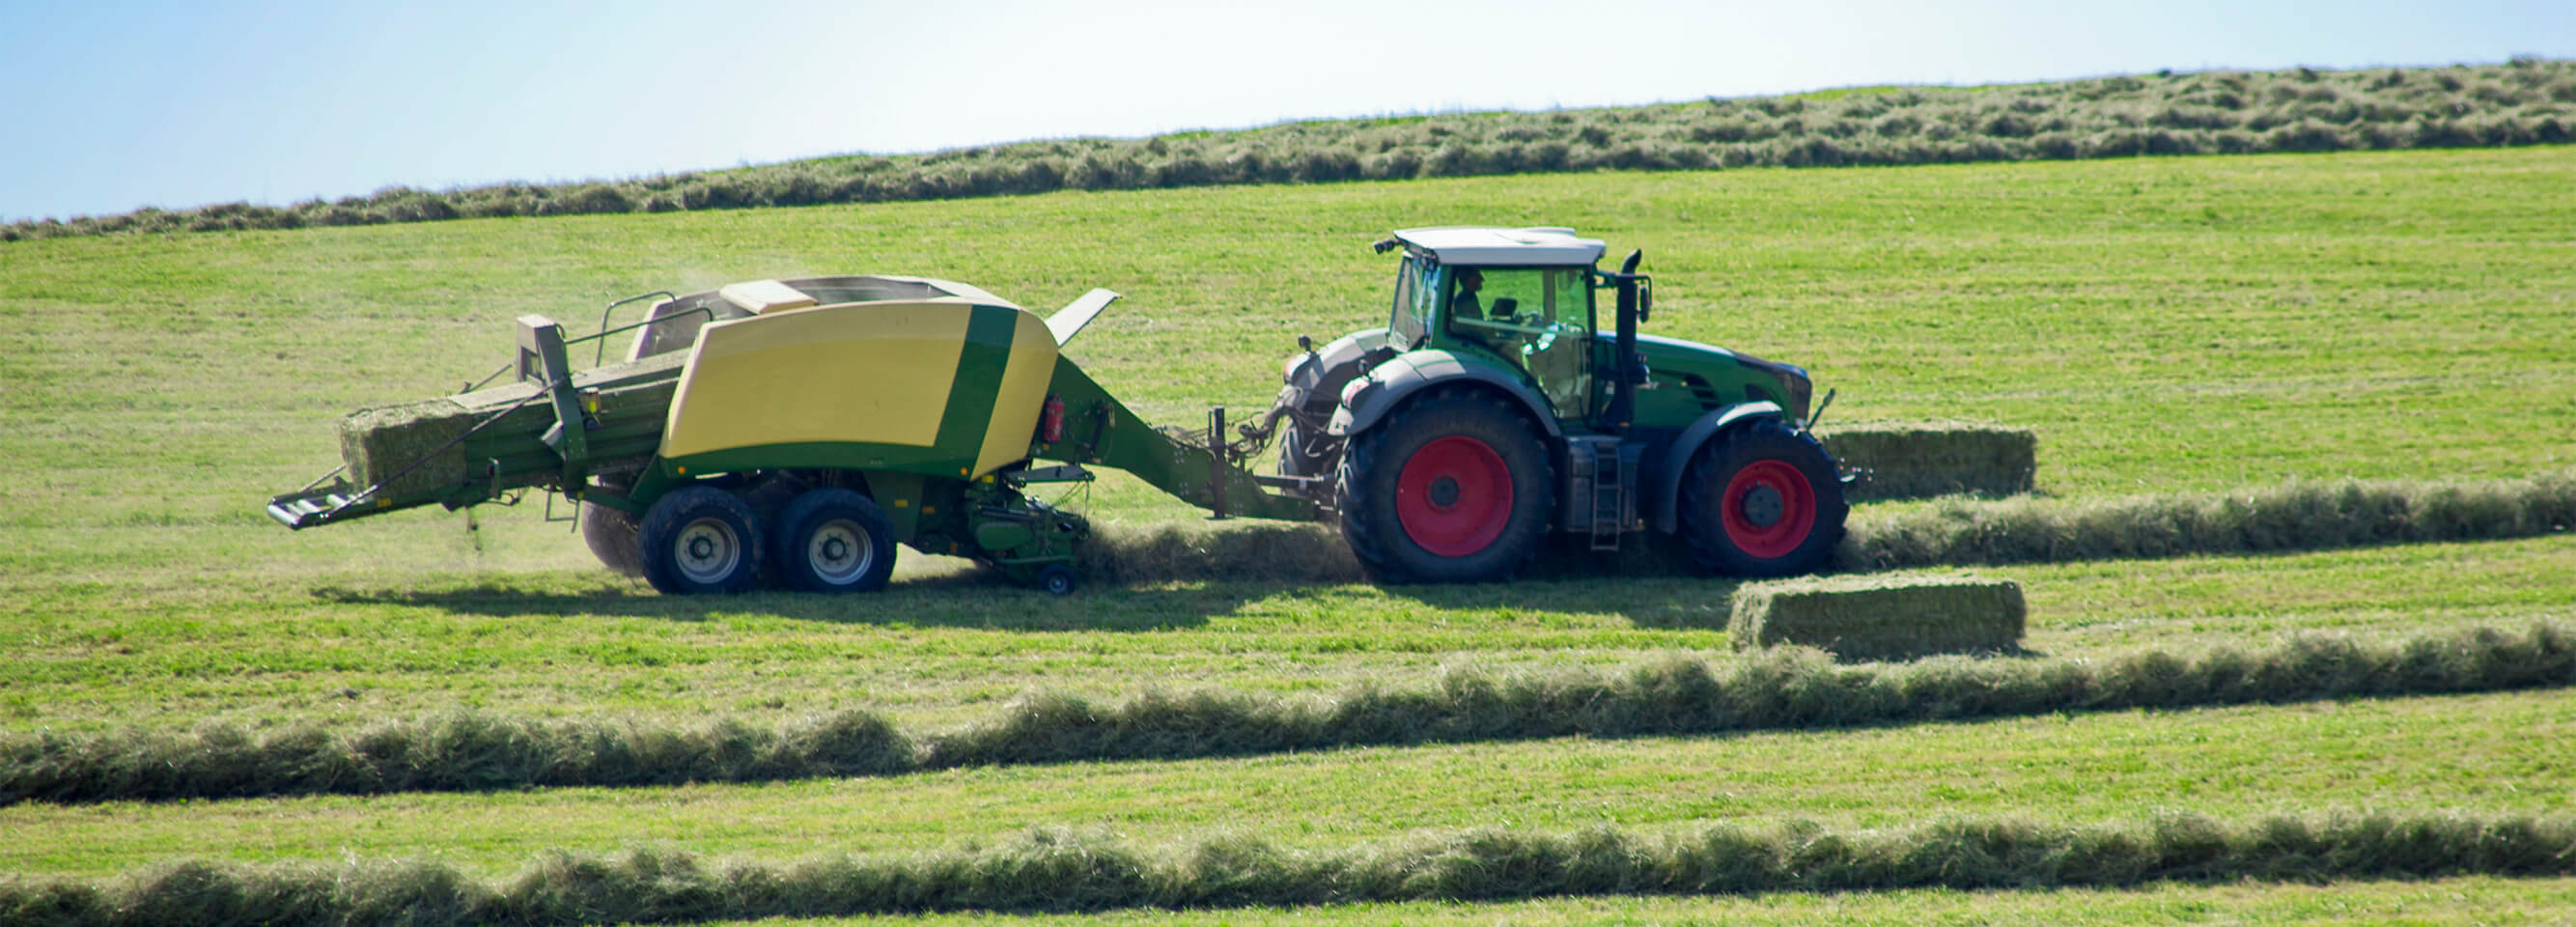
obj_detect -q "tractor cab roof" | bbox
[1392,226,1607,267]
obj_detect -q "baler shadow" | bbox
[310,577,1241,632]
[307,567,1735,631]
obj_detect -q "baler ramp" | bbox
[266,309,699,529]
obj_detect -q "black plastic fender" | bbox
[1327,350,1564,441]
[1650,401,1785,533]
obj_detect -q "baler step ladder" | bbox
[1587,440,1625,550]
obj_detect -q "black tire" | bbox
[578,498,644,577]
[1275,418,1336,478]
[638,486,765,595]
[772,489,898,594]
[1334,387,1554,583]
[1038,565,1078,596]
[1678,417,1847,576]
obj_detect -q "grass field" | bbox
[4,145,2573,922]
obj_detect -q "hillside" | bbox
[8,58,2569,241]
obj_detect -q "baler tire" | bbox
[1334,387,1553,583]
[1678,417,1847,576]
[1038,565,1078,596]
[772,489,897,594]
[579,498,644,577]
[638,487,765,595]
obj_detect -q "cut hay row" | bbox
[1815,421,2036,499]
[6,813,2570,924]
[1839,469,2576,570]
[1076,470,2576,586]
[7,622,2567,806]
[1729,575,2026,660]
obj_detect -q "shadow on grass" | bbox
[308,560,1751,632]
[313,575,1221,632]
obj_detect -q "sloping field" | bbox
[3,145,2572,922]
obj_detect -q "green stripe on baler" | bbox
[929,304,1020,472]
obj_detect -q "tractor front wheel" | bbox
[1334,388,1553,583]
[773,489,898,594]
[639,486,766,595]
[1678,418,1847,576]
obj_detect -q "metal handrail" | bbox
[591,291,677,365]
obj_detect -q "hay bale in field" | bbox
[1729,574,2025,660]
[1079,520,1361,584]
[1818,421,2036,499]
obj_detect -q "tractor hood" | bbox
[1633,333,1815,422]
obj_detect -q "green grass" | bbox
[6,146,2574,918]
[6,687,2567,878]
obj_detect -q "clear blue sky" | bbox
[4,0,2566,222]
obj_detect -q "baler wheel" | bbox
[1334,388,1553,583]
[1678,417,1847,576]
[1038,565,1078,596]
[579,496,644,577]
[773,489,897,594]
[639,486,766,595]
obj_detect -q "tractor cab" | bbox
[1380,227,1609,422]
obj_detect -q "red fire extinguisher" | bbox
[1040,394,1064,442]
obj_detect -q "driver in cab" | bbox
[1449,268,1486,321]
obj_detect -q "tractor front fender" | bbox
[1328,350,1563,441]
[1650,401,1784,534]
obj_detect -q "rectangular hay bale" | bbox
[1729,574,2026,660]
[337,351,686,500]
[1818,421,2036,499]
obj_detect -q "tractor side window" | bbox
[1442,267,1592,415]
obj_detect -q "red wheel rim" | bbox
[1395,435,1513,557]
[1722,460,1816,559]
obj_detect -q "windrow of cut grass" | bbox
[11,60,2571,239]
[1840,470,2576,570]
[8,621,2565,806]
[6,813,2571,925]
[1075,470,2576,585]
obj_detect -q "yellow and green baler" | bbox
[269,276,1317,595]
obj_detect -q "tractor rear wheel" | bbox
[1678,418,1847,576]
[638,486,765,595]
[1334,388,1553,583]
[773,489,898,594]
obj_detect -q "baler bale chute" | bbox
[273,227,1878,595]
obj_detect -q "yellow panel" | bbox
[661,301,972,459]
[972,311,1062,476]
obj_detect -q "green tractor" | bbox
[1266,226,1848,582]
